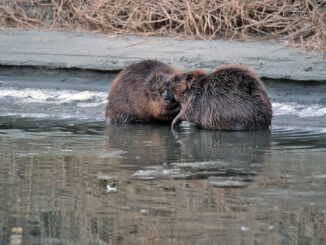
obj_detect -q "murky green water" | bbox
[0,68,326,245]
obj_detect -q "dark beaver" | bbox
[164,64,273,130]
[106,60,180,123]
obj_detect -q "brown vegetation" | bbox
[0,0,325,56]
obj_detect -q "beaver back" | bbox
[106,60,180,123]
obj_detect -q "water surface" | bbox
[0,68,326,245]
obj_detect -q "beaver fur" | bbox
[164,64,273,130]
[106,60,180,123]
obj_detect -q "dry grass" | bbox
[0,0,325,56]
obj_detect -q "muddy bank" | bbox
[0,30,325,81]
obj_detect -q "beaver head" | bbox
[163,70,207,102]
[148,73,178,107]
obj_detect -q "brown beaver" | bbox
[164,64,273,130]
[106,60,180,123]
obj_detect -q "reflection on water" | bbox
[1,119,326,245]
[105,124,271,186]
[1,69,326,245]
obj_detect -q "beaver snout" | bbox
[162,90,177,104]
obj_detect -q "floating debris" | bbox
[98,175,118,181]
[130,167,185,180]
[208,176,253,188]
[241,226,250,231]
[106,184,118,193]
[140,209,148,215]
[131,161,257,182]
[131,170,157,180]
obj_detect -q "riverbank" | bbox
[1,0,325,56]
[0,29,325,81]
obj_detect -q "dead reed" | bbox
[0,0,325,56]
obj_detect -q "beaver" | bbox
[106,60,180,123]
[164,64,273,130]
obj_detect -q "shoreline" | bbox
[0,29,325,82]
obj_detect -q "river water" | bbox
[0,67,325,245]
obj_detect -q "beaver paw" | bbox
[171,114,183,128]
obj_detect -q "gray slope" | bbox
[0,30,325,81]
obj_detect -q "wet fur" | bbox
[106,60,180,123]
[167,65,273,130]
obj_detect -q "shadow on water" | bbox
[105,124,271,187]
